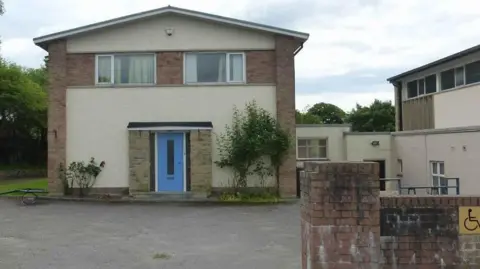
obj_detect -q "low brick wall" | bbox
[301,161,480,269]
[381,197,480,268]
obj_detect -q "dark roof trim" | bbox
[387,43,480,83]
[33,6,309,50]
[127,121,213,130]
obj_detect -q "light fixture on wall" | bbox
[165,28,174,36]
[371,140,380,146]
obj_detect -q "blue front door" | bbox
[157,133,184,192]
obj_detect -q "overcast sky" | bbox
[1,0,480,111]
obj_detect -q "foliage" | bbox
[215,101,292,194]
[0,58,48,167]
[296,100,395,132]
[218,191,279,203]
[307,102,346,124]
[345,99,395,132]
[296,109,322,124]
[63,158,106,197]
[0,0,4,15]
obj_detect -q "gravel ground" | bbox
[0,200,301,269]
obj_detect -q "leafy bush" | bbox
[59,157,105,197]
[215,101,292,195]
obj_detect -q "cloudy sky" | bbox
[1,0,480,111]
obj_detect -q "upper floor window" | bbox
[297,138,327,159]
[407,74,436,98]
[406,59,480,99]
[96,54,155,85]
[466,61,480,84]
[184,52,245,84]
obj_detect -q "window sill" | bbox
[94,83,156,88]
[297,158,329,161]
[184,82,246,86]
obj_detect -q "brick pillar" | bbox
[394,83,401,132]
[301,162,381,269]
[275,35,298,197]
[47,40,68,195]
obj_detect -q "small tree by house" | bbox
[215,101,292,196]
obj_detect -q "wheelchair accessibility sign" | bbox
[459,207,480,234]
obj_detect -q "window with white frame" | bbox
[184,52,245,84]
[431,161,447,195]
[96,54,155,85]
[297,138,327,159]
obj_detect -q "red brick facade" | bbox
[275,35,299,197]
[246,51,276,84]
[157,52,183,84]
[61,50,277,87]
[47,40,68,194]
[67,53,95,86]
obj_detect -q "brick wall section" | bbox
[128,131,151,192]
[47,40,68,194]
[190,130,212,193]
[157,52,183,84]
[67,53,95,86]
[246,51,276,84]
[301,162,381,269]
[62,51,277,86]
[275,35,298,197]
[380,196,480,268]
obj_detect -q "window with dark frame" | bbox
[466,60,480,84]
[455,67,465,86]
[425,74,437,94]
[440,69,455,91]
[407,80,418,98]
[418,78,425,95]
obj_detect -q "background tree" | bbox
[0,58,48,167]
[296,109,322,124]
[345,99,395,132]
[307,102,346,124]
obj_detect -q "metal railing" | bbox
[296,168,460,196]
[380,177,460,195]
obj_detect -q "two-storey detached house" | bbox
[34,6,309,197]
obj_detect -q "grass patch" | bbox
[152,252,172,260]
[219,192,280,203]
[0,178,48,196]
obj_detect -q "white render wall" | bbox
[66,86,276,188]
[66,14,275,53]
[393,130,480,195]
[344,133,394,178]
[433,85,480,129]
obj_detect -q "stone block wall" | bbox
[189,130,212,193]
[128,130,151,192]
[301,160,480,269]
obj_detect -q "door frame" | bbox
[155,132,187,192]
[363,159,387,177]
